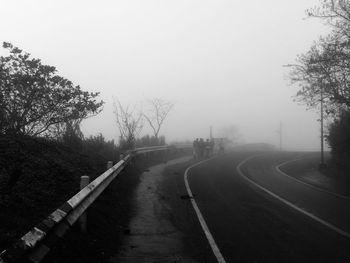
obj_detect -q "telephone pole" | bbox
[280,122,282,151]
[320,83,326,169]
[277,122,282,151]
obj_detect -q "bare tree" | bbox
[113,100,143,150]
[143,98,173,139]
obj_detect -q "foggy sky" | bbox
[0,0,330,150]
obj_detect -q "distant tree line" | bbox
[288,0,350,168]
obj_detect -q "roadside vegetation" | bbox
[288,0,350,177]
[0,42,175,252]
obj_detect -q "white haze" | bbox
[0,0,330,150]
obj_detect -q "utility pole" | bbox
[210,126,213,140]
[320,83,325,169]
[276,122,282,151]
[279,122,282,151]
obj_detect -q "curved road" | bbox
[241,154,350,236]
[186,152,350,262]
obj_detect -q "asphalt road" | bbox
[241,153,350,235]
[185,152,350,262]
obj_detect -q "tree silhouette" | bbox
[0,42,103,136]
[143,98,173,139]
[287,1,350,118]
[113,100,143,150]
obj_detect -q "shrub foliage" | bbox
[327,110,350,167]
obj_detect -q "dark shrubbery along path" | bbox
[43,151,189,263]
[0,134,188,262]
[0,135,106,251]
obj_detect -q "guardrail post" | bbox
[107,161,113,169]
[79,175,90,233]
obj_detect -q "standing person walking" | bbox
[199,138,205,158]
[205,139,211,157]
[193,138,199,158]
[218,138,225,155]
[209,138,215,156]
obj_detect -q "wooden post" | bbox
[79,175,90,233]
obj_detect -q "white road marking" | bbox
[276,158,350,200]
[184,158,227,263]
[237,155,350,239]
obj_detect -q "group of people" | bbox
[192,138,214,158]
[192,138,225,158]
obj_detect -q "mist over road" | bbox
[185,152,350,262]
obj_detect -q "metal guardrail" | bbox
[131,145,169,154]
[0,144,191,263]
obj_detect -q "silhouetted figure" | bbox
[218,138,225,155]
[205,139,211,157]
[198,138,205,158]
[193,138,199,158]
[209,139,215,156]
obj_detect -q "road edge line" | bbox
[184,158,227,263]
[237,155,350,239]
[276,159,350,200]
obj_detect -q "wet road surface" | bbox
[242,153,350,235]
[112,152,350,262]
[186,152,350,262]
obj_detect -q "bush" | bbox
[0,134,105,249]
[327,110,350,168]
[83,134,120,163]
[135,135,165,148]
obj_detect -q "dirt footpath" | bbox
[112,156,204,263]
